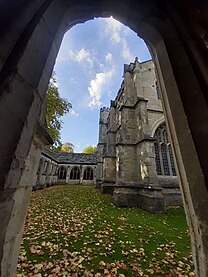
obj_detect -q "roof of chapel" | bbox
[42,148,97,165]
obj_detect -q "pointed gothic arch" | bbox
[70,166,80,180]
[58,167,67,180]
[83,167,94,180]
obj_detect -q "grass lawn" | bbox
[17,185,195,276]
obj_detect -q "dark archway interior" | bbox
[58,167,67,179]
[0,0,207,276]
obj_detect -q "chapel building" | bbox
[96,58,182,213]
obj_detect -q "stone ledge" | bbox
[113,186,164,213]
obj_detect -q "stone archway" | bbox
[0,1,207,276]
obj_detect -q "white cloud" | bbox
[68,48,93,65]
[105,53,112,63]
[69,109,79,117]
[103,17,134,62]
[88,69,114,108]
[121,39,134,62]
[104,17,122,43]
[76,48,93,64]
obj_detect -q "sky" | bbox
[54,17,151,152]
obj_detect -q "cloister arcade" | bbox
[34,150,97,189]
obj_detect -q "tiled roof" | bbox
[42,148,97,164]
[42,148,59,161]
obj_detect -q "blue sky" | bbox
[54,17,151,152]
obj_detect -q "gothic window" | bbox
[168,145,177,176]
[58,167,67,180]
[154,142,162,175]
[83,167,93,180]
[70,167,80,180]
[161,144,170,175]
[154,123,177,176]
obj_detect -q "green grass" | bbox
[17,185,195,276]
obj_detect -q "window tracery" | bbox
[83,167,94,180]
[70,166,80,180]
[154,123,177,176]
[58,167,67,179]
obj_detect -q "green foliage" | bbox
[46,74,72,149]
[60,142,74,153]
[82,146,97,154]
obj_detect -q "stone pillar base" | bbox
[162,188,183,208]
[33,183,46,190]
[96,180,102,189]
[101,182,115,195]
[113,185,164,213]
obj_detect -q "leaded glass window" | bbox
[154,142,162,175]
[154,123,177,176]
[161,143,170,175]
[168,145,177,176]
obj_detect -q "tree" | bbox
[82,146,97,154]
[46,73,72,149]
[60,142,74,153]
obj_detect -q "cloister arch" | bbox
[70,166,80,180]
[83,167,94,180]
[0,1,207,276]
[58,166,67,180]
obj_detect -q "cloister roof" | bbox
[42,148,97,165]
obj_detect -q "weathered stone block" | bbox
[113,188,140,207]
[113,186,164,213]
[101,182,115,195]
[162,188,183,208]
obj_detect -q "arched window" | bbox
[83,167,93,180]
[168,145,177,176]
[58,167,67,180]
[154,123,177,176]
[70,167,80,180]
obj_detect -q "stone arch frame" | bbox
[151,117,165,138]
[83,167,94,180]
[0,1,207,275]
[69,166,81,180]
[58,166,67,180]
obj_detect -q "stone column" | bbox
[0,123,52,276]
[101,101,117,194]
[65,166,70,183]
[80,166,84,184]
[96,108,109,188]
